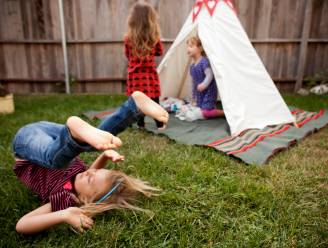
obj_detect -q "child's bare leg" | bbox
[131,91,169,125]
[202,109,225,119]
[67,116,122,150]
[216,109,225,117]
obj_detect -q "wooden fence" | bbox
[0,0,327,94]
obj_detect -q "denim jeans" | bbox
[12,96,143,169]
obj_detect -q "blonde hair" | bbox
[79,170,160,218]
[125,2,161,57]
[187,36,206,57]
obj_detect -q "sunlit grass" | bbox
[0,94,327,247]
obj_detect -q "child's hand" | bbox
[64,207,94,233]
[103,150,125,162]
[197,83,206,92]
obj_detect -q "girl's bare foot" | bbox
[66,116,122,150]
[132,91,169,126]
[157,124,167,131]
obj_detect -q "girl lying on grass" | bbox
[12,91,169,234]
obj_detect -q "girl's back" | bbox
[124,2,163,98]
[124,2,165,130]
[124,37,163,97]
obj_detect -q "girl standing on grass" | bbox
[186,36,224,119]
[124,2,165,129]
[13,91,169,234]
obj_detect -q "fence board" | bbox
[0,0,327,93]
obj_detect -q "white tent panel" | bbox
[159,13,197,99]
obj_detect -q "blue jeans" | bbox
[12,96,143,169]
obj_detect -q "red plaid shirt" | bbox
[124,38,164,98]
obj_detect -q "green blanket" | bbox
[84,108,328,165]
[142,108,328,165]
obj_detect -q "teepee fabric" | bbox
[158,0,295,135]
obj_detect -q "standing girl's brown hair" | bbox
[126,2,161,57]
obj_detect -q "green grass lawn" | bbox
[0,94,327,247]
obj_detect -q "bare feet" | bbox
[66,116,122,150]
[131,91,169,127]
[157,125,167,131]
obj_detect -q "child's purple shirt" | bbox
[190,57,218,110]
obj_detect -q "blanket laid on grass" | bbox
[84,108,328,165]
[83,108,117,120]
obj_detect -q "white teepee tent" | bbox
[158,0,295,135]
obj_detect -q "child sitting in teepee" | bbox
[180,36,224,121]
